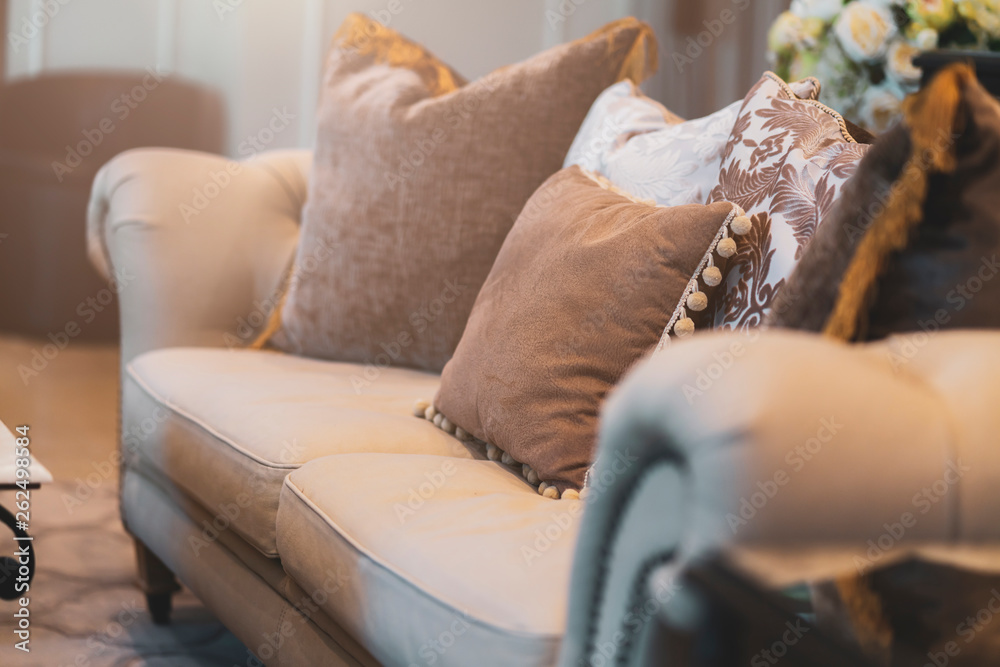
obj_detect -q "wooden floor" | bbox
[0,335,249,666]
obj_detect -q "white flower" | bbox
[834,1,898,63]
[768,11,827,60]
[790,0,846,21]
[957,0,1000,39]
[911,26,940,48]
[859,81,905,132]
[769,12,807,56]
[885,39,922,86]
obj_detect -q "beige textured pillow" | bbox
[270,14,659,371]
[421,167,747,498]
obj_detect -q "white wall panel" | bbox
[3,0,778,154]
[44,0,161,71]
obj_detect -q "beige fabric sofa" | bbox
[88,147,1000,667]
[89,148,581,666]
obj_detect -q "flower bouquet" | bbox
[768,0,1000,132]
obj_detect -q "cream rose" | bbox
[834,1,898,62]
[768,12,808,56]
[957,0,1000,39]
[909,26,940,48]
[859,81,905,132]
[885,39,922,86]
[907,0,958,30]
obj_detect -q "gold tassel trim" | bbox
[823,63,973,341]
[591,17,659,85]
[334,13,464,97]
[248,261,294,350]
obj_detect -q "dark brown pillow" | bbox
[269,14,659,372]
[421,167,745,498]
[768,64,1000,342]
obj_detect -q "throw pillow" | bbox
[562,80,683,175]
[707,72,871,330]
[420,166,749,498]
[767,64,1000,340]
[565,77,823,207]
[269,14,659,371]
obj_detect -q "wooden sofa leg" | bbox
[134,539,181,625]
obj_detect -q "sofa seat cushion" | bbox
[123,348,476,557]
[276,453,583,667]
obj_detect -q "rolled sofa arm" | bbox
[559,329,1000,667]
[87,147,310,364]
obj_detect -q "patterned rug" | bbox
[0,336,249,666]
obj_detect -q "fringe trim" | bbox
[762,71,861,144]
[610,19,659,85]
[412,400,584,501]
[334,13,463,96]
[248,259,295,350]
[657,204,750,350]
[823,63,971,341]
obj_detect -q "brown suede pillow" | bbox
[767,64,1000,343]
[421,167,744,498]
[270,14,659,371]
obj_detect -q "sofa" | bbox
[86,141,1000,666]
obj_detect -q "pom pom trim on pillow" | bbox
[658,204,750,349]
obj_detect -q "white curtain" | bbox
[633,0,788,117]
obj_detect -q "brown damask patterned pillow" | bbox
[270,14,658,372]
[768,64,1000,342]
[708,72,871,330]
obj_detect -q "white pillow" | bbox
[566,79,821,207]
[563,80,680,175]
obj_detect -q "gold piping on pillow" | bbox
[583,17,659,84]
[334,13,464,96]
